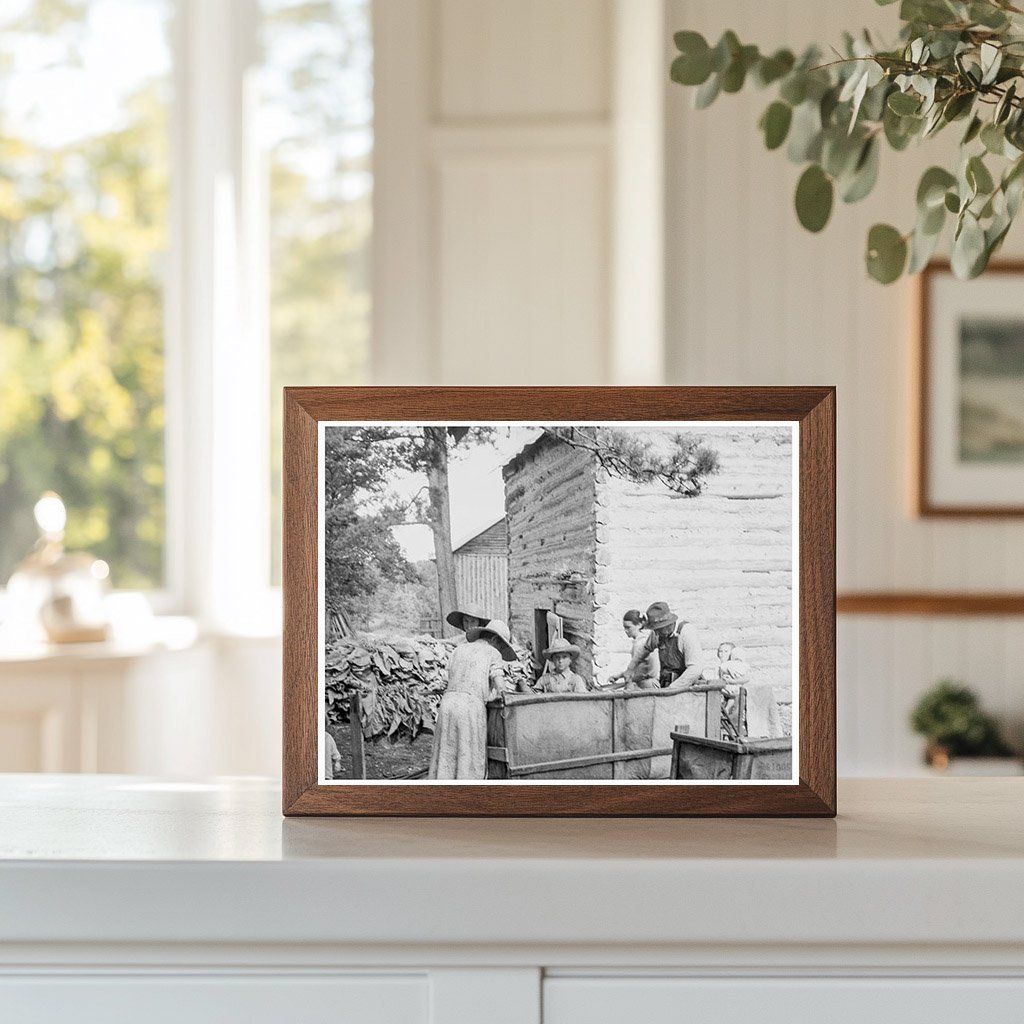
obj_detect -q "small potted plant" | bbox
[910,680,1018,773]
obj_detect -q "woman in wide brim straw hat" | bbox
[445,606,491,632]
[429,619,518,780]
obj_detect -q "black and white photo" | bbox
[318,420,798,785]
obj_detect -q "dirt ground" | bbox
[328,722,434,780]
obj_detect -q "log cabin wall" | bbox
[593,427,796,700]
[503,435,599,680]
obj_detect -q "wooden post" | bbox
[705,687,724,740]
[350,690,366,779]
[670,723,689,780]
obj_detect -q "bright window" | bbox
[0,0,373,614]
[262,0,372,582]
[0,0,172,589]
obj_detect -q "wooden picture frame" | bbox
[283,387,836,817]
[917,260,1024,517]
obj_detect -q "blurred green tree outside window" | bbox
[0,0,171,589]
[0,0,372,594]
[263,0,372,583]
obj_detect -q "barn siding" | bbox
[593,428,795,698]
[454,518,508,556]
[504,437,598,678]
[454,553,509,621]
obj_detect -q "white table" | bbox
[1,775,1022,1022]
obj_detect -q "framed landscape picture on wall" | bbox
[918,262,1024,516]
[282,387,836,817]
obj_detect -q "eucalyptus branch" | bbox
[671,0,1024,282]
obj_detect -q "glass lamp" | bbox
[5,493,111,644]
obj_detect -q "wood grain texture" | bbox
[916,260,1024,518]
[838,592,1024,616]
[282,387,836,817]
[282,391,319,813]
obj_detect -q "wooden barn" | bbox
[502,428,795,704]
[453,516,509,623]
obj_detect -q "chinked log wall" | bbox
[594,428,795,697]
[504,438,598,679]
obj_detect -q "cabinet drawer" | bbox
[0,973,427,1024]
[544,977,1024,1024]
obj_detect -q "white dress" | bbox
[428,640,503,780]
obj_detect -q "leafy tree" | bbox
[0,2,168,586]
[337,426,495,635]
[670,0,1024,282]
[542,427,721,496]
[323,426,415,626]
[264,0,372,581]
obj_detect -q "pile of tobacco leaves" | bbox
[325,635,532,742]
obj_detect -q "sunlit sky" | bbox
[386,427,539,562]
[1,0,171,146]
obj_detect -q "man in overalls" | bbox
[619,601,703,688]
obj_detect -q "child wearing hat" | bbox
[536,637,588,693]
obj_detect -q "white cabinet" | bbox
[544,977,1024,1024]
[1,777,1023,1024]
[0,975,428,1024]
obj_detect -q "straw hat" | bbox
[466,619,518,662]
[445,606,491,629]
[542,636,580,659]
[644,601,678,631]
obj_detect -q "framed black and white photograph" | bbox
[283,387,835,816]
[918,262,1024,517]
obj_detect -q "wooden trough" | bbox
[486,684,724,780]
[669,731,792,781]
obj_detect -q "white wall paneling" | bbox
[664,0,1024,775]
[373,0,664,386]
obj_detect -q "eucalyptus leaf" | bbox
[671,52,711,87]
[710,31,740,73]
[842,137,880,203]
[908,222,942,273]
[981,122,1005,155]
[779,73,808,106]
[861,79,892,122]
[920,199,946,235]
[694,73,721,109]
[962,115,983,146]
[866,223,908,283]
[967,154,995,195]
[760,101,793,150]
[951,212,986,278]
[754,49,795,87]
[970,2,1009,29]
[942,92,974,122]
[917,166,957,210]
[721,44,758,92]
[795,164,834,232]
[822,129,863,178]
[888,90,921,115]
[884,106,922,150]
[996,82,1017,124]
[787,100,823,162]
[980,42,1002,86]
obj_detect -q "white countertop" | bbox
[1,775,1022,954]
